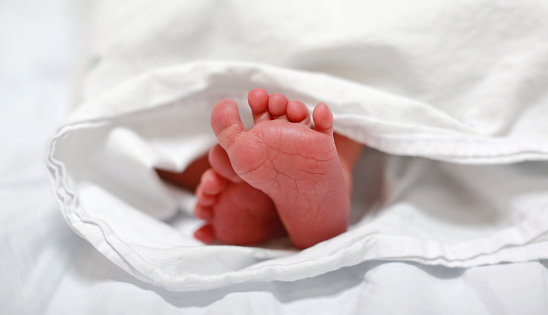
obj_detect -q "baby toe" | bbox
[200,169,228,195]
[196,184,216,207]
[312,102,334,135]
[248,88,270,123]
[268,93,288,117]
[194,224,215,244]
[287,100,311,126]
[194,204,214,221]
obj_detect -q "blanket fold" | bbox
[47,0,548,291]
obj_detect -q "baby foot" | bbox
[211,89,350,248]
[193,146,285,246]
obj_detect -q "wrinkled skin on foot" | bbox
[207,89,350,249]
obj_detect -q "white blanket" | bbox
[46,0,548,291]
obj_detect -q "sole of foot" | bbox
[210,89,350,249]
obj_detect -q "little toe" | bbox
[248,88,270,123]
[195,205,214,221]
[209,144,241,182]
[268,93,288,118]
[211,99,248,150]
[312,102,334,135]
[194,224,215,244]
[287,100,312,126]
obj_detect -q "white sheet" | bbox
[2,0,548,314]
[44,0,548,291]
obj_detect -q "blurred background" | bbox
[0,1,84,312]
[0,0,81,185]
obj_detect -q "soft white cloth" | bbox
[46,0,548,291]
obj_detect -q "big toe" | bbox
[211,99,247,149]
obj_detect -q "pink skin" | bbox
[194,150,285,246]
[196,89,350,249]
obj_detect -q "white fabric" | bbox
[3,0,548,313]
[43,0,548,291]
